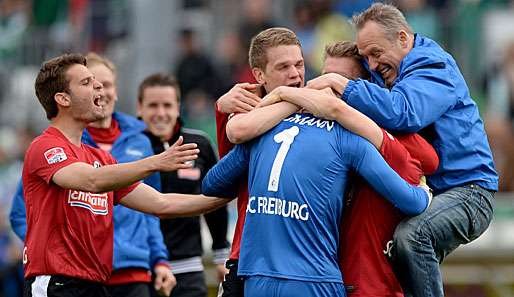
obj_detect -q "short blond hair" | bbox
[324,41,369,79]
[352,3,412,41]
[85,52,116,75]
[249,27,301,69]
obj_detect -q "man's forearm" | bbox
[279,87,383,149]
[226,101,299,144]
[158,194,233,219]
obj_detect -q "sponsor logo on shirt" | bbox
[44,147,67,164]
[247,196,309,221]
[68,190,108,215]
[177,161,201,180]
[125,148,143,157]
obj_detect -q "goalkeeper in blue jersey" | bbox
[203,28,431,297]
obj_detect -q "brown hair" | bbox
[324,41,369,79]
[352,3,413,41]
[35,53,87,120]
[85,52,116,75]
[249,27,301,70]
[137,73,181,103]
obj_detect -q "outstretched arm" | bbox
[120,183,232,218]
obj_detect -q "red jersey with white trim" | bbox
[339,129,438,297]
[22,127,138,283]
[215,108,248,260]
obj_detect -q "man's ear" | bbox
[55,92,71,107]
[252,67,266,85]
[398,30,410,48]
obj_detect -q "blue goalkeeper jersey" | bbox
[202,113,429,283]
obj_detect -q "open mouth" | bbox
[288,82,302,88]
[93,94,105,107]
[378,65,392,78]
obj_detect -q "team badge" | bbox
[44,147,67,164]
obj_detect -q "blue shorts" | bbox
[244,276,345,297]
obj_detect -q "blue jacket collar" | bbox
[82,111,147,147]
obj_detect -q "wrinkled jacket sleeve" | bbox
[342,65,457,132]
[140,136,167,267]
[9,179,27,241]
[146,214,169,268]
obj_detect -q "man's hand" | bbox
[154,265,176,297]
[216,83,262,114]
[155,136,199,172]
[255,86,284,109]
[215,263,229,283]
[306,73,349,96]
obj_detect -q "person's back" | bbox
[204,112,430,297]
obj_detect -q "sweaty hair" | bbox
[137,73,181,103]
[352,3,413,41]
[249,27,301,70]
[85,52,116,76]
[324,41,370,80]
[35,53,87,120]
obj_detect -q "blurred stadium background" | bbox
[1,0,514,296]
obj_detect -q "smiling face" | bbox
[356,21,412,87]
[64,64,105,123]
[88,63,117,118]
[138,85,180,141]
[252,45,305,93]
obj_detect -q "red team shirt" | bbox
[22,127,138,283]
[215,108,249,260]
[340,129,439,297]
[217,107,439,297]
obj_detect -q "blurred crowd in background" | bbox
[1,0,514,296]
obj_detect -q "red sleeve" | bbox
[215,104,235,158]
[394,133,439,174]
[379,129,424,185]
[113,182,141,205]
[26,138,81,184]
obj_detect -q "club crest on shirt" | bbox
[44,147,67,164]
[68,190,109,215]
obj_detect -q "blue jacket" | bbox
[342,34,498,192]
[9,112,168,270]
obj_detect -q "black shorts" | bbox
[218,259,244,297]
[24,275,110,297]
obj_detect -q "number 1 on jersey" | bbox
[268,126,300,192]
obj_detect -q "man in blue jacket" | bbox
[10,53,175,297]
[259,4,497,297]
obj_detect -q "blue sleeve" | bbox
[141,138,161,191]
[347,135,429,215]
[342,66,456,132]
[9,179,27,241]
[202,144,250,198]
[146,214,169,268]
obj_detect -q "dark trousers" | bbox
[219,259,244,297]
[169,271,207,297]
[24,275,110,297]
[109,282,151,297]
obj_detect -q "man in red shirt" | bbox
[23,53,230,297]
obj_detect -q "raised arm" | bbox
[226,101,299,144]
[52,137,198,193]
[260,86,384,149]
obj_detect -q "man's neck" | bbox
[89,115,113,129]
[50,116,87,146]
